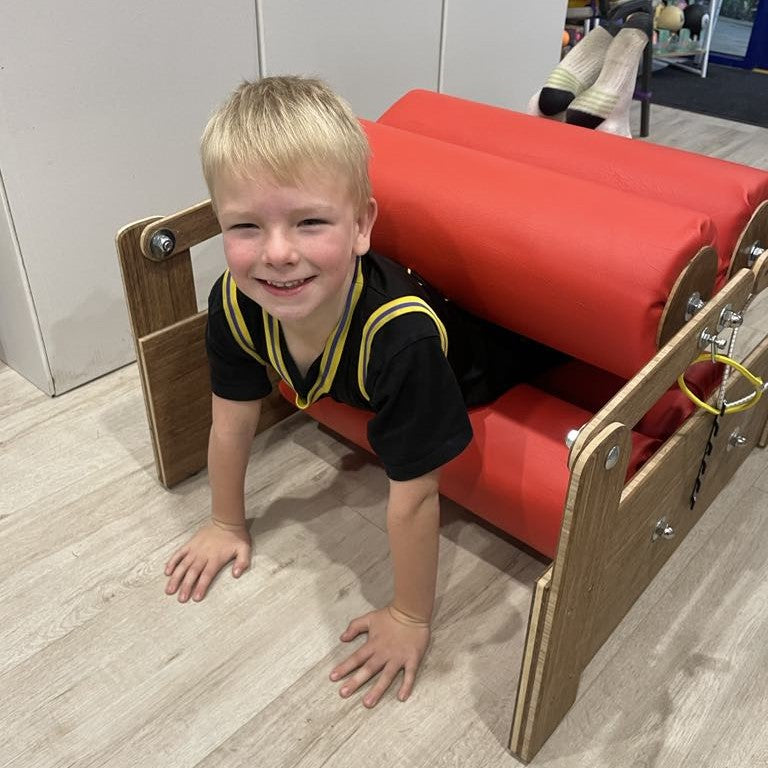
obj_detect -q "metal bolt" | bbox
[718,304,743,330]
[149,229,176,260]
[685,292,706,321]
[652,517,675,541]
[727,430,748,451]
[605,445,620,469]
[746,241,765,268]
[565,428,581,449]
[699,330,727,351]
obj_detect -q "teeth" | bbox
[266,279,305,288]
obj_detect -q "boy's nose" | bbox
[263,231,298,266]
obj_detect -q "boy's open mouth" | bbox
[257,276,315,294]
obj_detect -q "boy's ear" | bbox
[353,197,378,256]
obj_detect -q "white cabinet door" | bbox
[0,1,258,393]
[441,0,567,111]
[259,0,443,119]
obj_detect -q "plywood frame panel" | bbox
[511,276,768,761]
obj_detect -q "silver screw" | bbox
[685,292,706,321]
[149,229,176,259]
[727,431,748,451]
[747,241,765,268]
[718,305,743,329]
[652,517,675,541]
[699,330,727,351]
[605,445,620,469]
[565,428,581,449]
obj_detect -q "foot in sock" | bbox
[565,13,650,132]
[535,25,615,117]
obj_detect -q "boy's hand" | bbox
[164,520,251,603]
[329,605,430,707]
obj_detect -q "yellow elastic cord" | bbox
[678,353,764,415]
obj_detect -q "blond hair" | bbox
[201,76,371,210]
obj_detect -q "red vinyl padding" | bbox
[281,382,660,559]
[531,358,723,441]
[378,89,768,285]
[362,120,716,380]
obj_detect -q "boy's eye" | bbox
[230,223,258,230]
[299,218,327,227]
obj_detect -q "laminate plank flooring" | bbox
[2,102,768,768]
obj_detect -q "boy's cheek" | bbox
[222,238,254,275]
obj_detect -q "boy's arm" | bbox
[386,470,441,625]
[330,470,440,707]
[208,393,262,527]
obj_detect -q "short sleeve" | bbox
[366,336,472,481]
[206,278,273,401]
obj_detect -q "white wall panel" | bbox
[259,0,443,119]
[0,172,52,392]
[0,1,258,393]
[441,0,568,111]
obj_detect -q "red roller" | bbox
[378,89,768,285]
[363,120,715,380]
[281,381,659,559]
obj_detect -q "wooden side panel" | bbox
[585,332,768,663]
[512,333,768,763]
[115,219,198,340]
[513,423,633,761]
[656,245,717,348]
[510,567,552,753]
[138,312,295,488]
[138,313,211,487]
[140,200,219,261]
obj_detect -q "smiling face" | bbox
[214,167,377,332]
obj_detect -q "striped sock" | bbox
[538,25,614,117]
[566,16,649,130]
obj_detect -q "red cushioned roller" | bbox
[531,358,723,441]
[378,90,768,285]
[281,382,659,558]
[363,120,715,380]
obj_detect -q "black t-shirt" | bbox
[206,250,565,480]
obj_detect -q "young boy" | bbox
[164,76,561,708]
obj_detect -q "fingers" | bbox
[361,663,401,708]
[165,551,193,596]
[164,546,189,580]
[338,657,386,701]
[397,665,417,702]
[340,615,369,642]
[178,560,206,603]
[232,547,250,578]
[330,644,373,683]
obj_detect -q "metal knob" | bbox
[718,304,743,330]
[685,292,706,321]
[727,431,748,450]
[699,330,727,351]
[605,445,621,470]
[652,517,675,541]
[149,229,176,260]
[746,241,765,268]
[565,428,581,449]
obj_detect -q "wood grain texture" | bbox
[725,200,768,280]
[513,423,632,761]
[656,245,718,348]
[140,200,219,261]
[115,218,198,340]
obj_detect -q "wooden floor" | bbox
[2,103,768,768]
